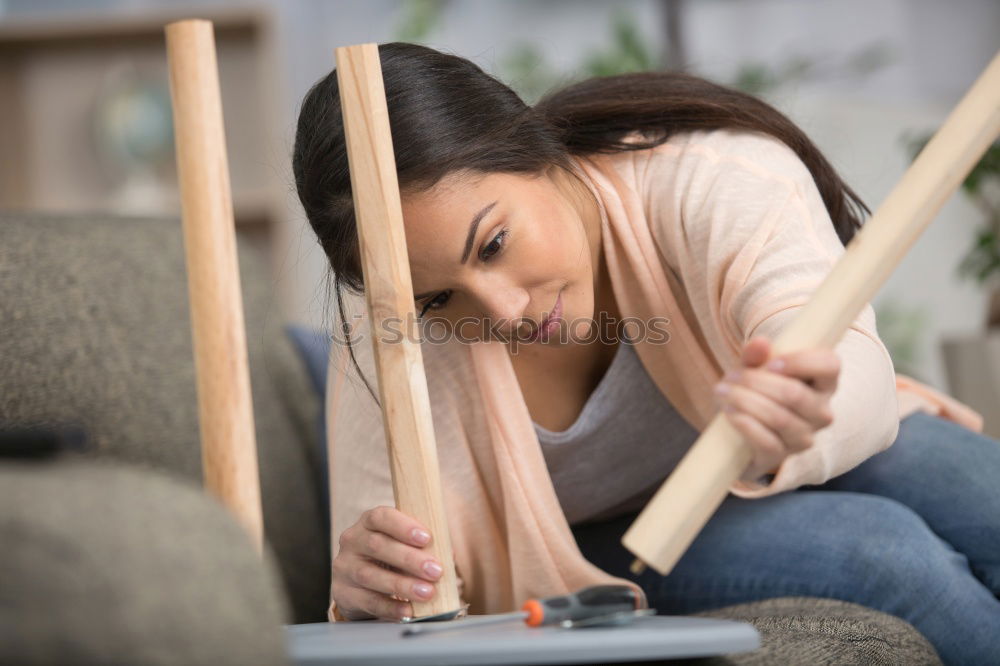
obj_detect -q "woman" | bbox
[293,42,999,662]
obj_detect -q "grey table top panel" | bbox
[286,615,761,665]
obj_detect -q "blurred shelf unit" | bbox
[0,7,283,250]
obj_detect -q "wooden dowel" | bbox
[625,49,1000,575]
[166,19,264,552]
[335,43,462,618]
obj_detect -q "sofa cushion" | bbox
[285,323,332,527]
[0,455,291,665]
[686,596,942,665]
[0,212,329,622]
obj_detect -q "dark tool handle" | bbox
[0,426,89,458]
[522,584,639,627]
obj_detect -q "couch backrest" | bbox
[0,212,330,623]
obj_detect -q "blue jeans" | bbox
[571,411,1000,664]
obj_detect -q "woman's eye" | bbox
[418,229,507,317]
[420,290,451,317]
[480,229,508,261]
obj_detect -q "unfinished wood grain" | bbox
[166,19,263,552]
[335,42,461,618]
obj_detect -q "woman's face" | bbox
[400,164,603,348]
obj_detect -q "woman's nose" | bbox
[474,285,529,333]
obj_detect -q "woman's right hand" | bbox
[332,505,444,621]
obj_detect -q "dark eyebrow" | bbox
[413,199,498,302]
[461,200,498,264]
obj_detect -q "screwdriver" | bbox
[401,584,642,637]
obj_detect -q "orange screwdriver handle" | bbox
[521,584,640,627]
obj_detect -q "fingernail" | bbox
[411,529,430,545]
[767,359,785,372]
[714,382,730,396]
[413,583,433,599]
[423,561,443,578]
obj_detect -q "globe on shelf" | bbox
[91,64,176,214]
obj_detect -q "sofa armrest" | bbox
[691,596,942,665]
[0,454,291,666]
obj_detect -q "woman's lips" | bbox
[526,290,562,342]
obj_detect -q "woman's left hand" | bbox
[713,336,841,484]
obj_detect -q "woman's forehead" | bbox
[402,173,519,291]
[402,173,503,237]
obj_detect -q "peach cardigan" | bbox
[324,129,984,620]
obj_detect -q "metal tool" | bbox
[560,607,656,629]
[399,604,470,623]
[400,584,642,637]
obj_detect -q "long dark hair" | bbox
[292,41,870,407]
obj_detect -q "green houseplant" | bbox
[908,135,1000,328]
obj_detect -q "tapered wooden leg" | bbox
[166,19,264,553]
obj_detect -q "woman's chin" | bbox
[570,316,595,342]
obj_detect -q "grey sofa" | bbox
[0,211,942,665]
